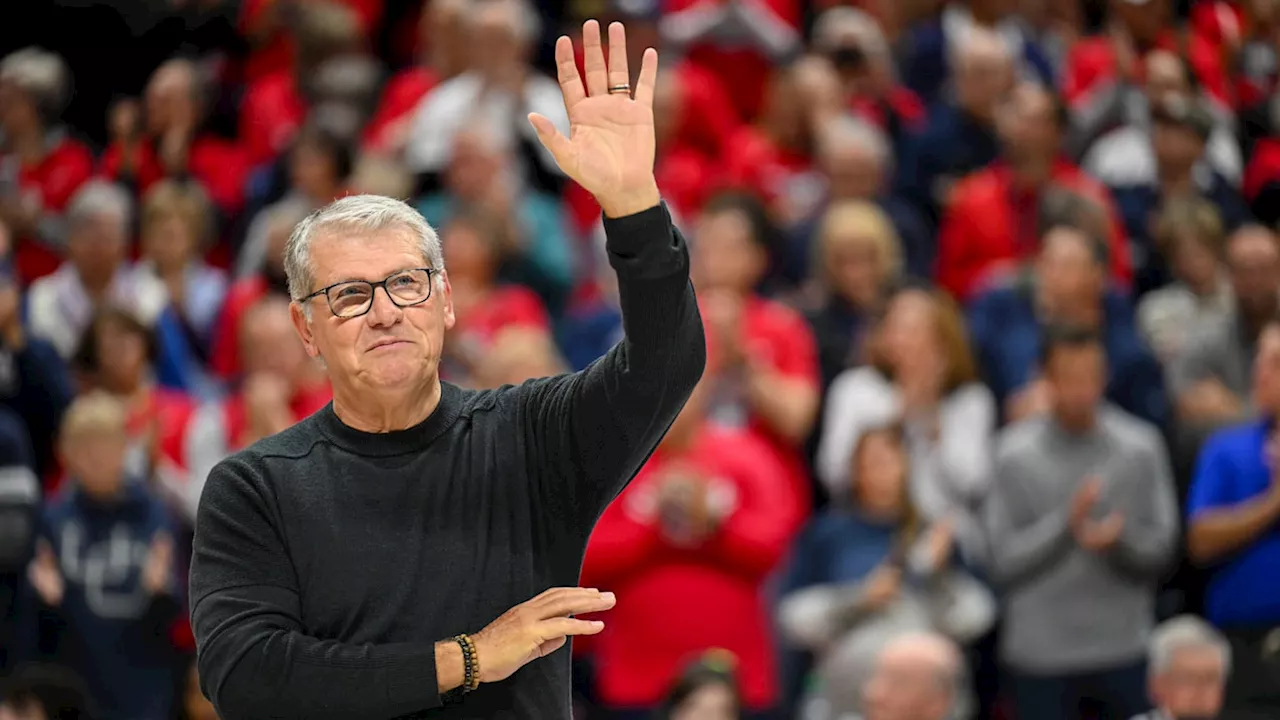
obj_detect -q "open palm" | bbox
[529,21,660,218]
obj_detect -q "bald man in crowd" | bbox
[859,632,968,720]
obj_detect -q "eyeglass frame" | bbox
[300,266,440,319]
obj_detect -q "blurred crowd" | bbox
[2,0,1280,718]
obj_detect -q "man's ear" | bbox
[290,301,320,358]
[439,270,457,331]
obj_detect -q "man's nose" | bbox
[365,286,403,326]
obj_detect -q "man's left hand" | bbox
[529,20,661,219]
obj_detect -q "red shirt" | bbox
[362,66,440,153]
[238,0,384,82]
[721,125,819,218]
[1063,33,1231,108]
[849,87,927,132]
[7,136,95,283]
[209,276,271,380]
[99,135,251,216]
[580,426,804,709]
[1244,137,1280,200]
[239,71,308,168]
[935,160,1133,301]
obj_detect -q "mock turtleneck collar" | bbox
[315,381,464,457]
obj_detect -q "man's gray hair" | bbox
[0,47,70,122]
[67,180,133,234]
[820,114,892,173]
[1148,615,1232,678]
[283,194,445,305]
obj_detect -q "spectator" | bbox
[691,192,820,502]
[810,7,926,150]
[26,392,181,720]
[896,27,1013,231]
[802,200,900,398]
[25,181,167,360]
[471,327,568,389]
[860,632,969,720]
[0,663,93,720]
[68,307,197,506]
[580,368,803,718]
[183,296,329,525]
[816,285,995,559]
[238,1,364,168]
[1080,50,1242,194]
[785,117,930,283]
[1185,313,1280,718]
[0,223,72,481]
[1170,225,1280,434]
[652,651,743,720]
[721,57,842,228]
[1137,197,1233,368]
[416,128,576,315]
[0,47,94,284]
[984,324,1178,720]
[0,403,37,675]
[662,0,803,120]
[99,58,250,220]
[1131,615,1230,720]
[183,661,220,720]
[899,0,1053,106]
[404,0,570,194]
[236,122,353,280]
[967,204,1168,427]
[778,425,994,718]
[1105,94,1248,295]
[437,209,550,386]
[363,0,469,155]
[935,82,1131,301]
[209,202,306,381]
[1063,0,1230,116]
[137,180,227,380]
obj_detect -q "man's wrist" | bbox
[599,183,662,220]
[435,640,465,694]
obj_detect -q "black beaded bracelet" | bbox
[454,635,474,692]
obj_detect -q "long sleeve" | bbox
[522,202,706,532]
[981,448,1073,589]
[814,369,897,498]
[1107,434,1180,578]
[189,456,441,720]
[913,384,996,508]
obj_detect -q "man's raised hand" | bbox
[529,20,661,219]
[470,587,616,683]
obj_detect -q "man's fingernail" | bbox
[601,592,616,603]
[591,620,605,628]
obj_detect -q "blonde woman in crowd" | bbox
[815,285,996,564]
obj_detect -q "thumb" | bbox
[527,113,573,167]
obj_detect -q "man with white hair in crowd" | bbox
[857,632,969,720]
[1130,615,1230,720]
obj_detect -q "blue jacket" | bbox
[966,281,1170,428]
[38,483,180,720]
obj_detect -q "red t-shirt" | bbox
[238,0,384,82]
[7,136,95,283]
[99,135,251,217]
[580,425,804,710]
[239,71,308,168]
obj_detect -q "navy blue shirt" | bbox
[1187,420,1280,627]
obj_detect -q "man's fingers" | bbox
[581,19,608,96]
[528,113,573,169]
[539,617,607,640]
[607,22,629,93]
[553,35,586,113]
[531,588,617,618]
[537,636,568,657]
[634,48,659,107]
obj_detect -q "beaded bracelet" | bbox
[453,634,481,693]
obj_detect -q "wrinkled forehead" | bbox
[309,226,429,284]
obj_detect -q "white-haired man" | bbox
[860,632,968,720]
[189,19,706,720]
[1130,615,1231,720]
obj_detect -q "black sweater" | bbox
[188,203,706,720]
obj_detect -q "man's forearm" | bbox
[1188,490,1280,564]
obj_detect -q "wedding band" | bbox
[608,84,631,94]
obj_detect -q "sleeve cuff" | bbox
[601,202,688,280]
[601,202,673,257]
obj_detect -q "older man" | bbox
[859,632,968,720]
[189,20,705,720]
[1130,615,1230,720]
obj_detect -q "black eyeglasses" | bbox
[302,267,437,319]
